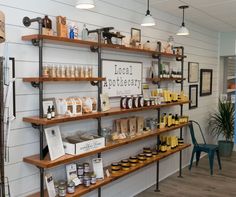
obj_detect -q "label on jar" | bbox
[59,188,66,197]
[126,97,132,109]
[77,167,84,176]
[138,97,144,107]
[67,186,75,194]
[120,97,127,109]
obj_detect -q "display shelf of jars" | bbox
[22,34,186,58]
[27,144,190,197]
[23,122,189,169]
[23,100,190,126]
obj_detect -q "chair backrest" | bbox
[188,120,207,147]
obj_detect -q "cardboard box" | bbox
[56,16,67,38]
[63,135,105,155]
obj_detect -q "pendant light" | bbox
[141,0,155,26]
[76,0,95,9]
[176,5,189,36]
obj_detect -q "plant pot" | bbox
[218,140,234,157]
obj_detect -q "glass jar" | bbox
[120,96,127,109]
[83,163,90,173]
[77,163,84,176]
[83,175,91,187]
[90,173,96,185]
[67,181,75,194]
[58,185,66,197]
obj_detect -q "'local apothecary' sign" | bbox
[102,59,142,97]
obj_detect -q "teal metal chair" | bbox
[188,120,222,175]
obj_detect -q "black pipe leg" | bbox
[178,150,183,178]
[40,168,44,197]
[155,161,160,192]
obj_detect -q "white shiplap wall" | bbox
[0,0,219,196]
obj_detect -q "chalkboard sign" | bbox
[102,59,142,97]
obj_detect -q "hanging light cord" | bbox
[146,0,151,16]
[182,7,185,26]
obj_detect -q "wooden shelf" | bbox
[22,34,186,58]
[23,122,189,168]
[23,77,106,83]
[147,77,186,82]
[27,144,191,197]
[23,100,190,126]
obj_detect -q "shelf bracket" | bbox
[90,81,99,86]
[31,81,40,88]
[32,39,40,46]
[90,45,99,53]
[31,123,40,129]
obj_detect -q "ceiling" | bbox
[135,0,236,32]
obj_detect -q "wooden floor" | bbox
[136,152,236,197]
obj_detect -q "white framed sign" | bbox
[102,59,142,97]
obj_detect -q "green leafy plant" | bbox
[209,99,235,142]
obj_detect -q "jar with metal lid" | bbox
[126,96,133,109]
[83,175,91,187]
[83,163,90,173]
[144,99,150,107]
[77,163,84,176]
[138,95,144,107]
[132,95,139,108]
[121,159,130,168]
[145,152,153,159]
[122,165,130,171]
[120,96,127,109]
[143,147,151,153]
[58,185,66,197]
[90,173,97,184]
[138,153,146,163]
[78,175,83,184]
[111,162,121,171]
[152,151,158,157]
[67,181,75,194]
[150,98,155,106]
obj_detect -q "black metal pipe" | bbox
[40,168,44,197]
[179,46,184,178]
[9,57,16,117]
[0,56,5,197]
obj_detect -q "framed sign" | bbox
[200,69,213,96]
[102,59,142,97]
[131,28,141,43]
[189,84,198,109]
[188,62,199,83]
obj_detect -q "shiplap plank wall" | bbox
[0,0,219,196]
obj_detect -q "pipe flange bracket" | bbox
[90,81,99,86]
[31,82,40,88]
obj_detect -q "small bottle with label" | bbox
[167,113,172,127]
[51,105,55,118]
[81,24,88,40]
[47,106,52,120]
[175,114,179,125]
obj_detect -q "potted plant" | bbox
[209,99,235,157]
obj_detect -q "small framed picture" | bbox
[189,84,198,109]
[43,98,57,117]
[131,28,141,43]
[200,69,213,96]
[188,62,199,83]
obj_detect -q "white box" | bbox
[63,136,105,155]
